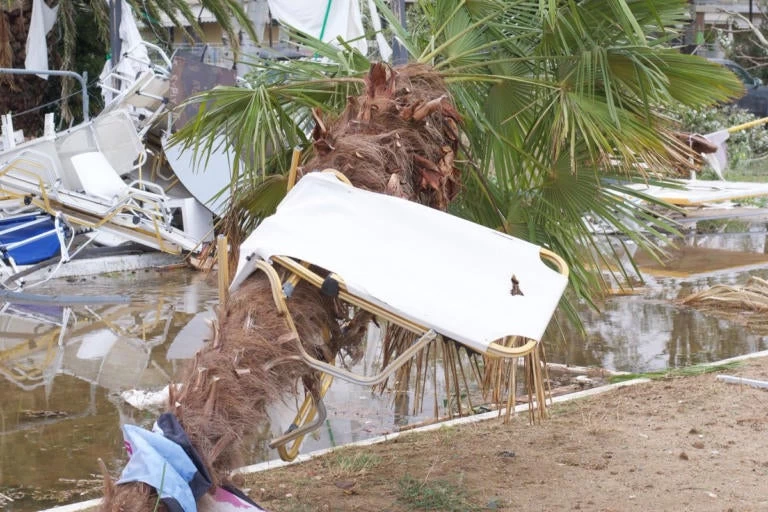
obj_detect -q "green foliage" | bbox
[671,105,768,173]
[608,362,741,384]
[325,450,382,478]
[397,474,478,511]
[175,0,744,315]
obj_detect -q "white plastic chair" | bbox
[70,151,173,228]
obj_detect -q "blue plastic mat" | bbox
[0,216,63,265]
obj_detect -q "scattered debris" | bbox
[680,277,768,334]
[716,374,768,390]
[334,480,358,495]
[20,410,68,419]
[120,385,181,410]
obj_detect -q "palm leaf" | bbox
[177,0,743,314]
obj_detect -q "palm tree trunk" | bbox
[100,62,464,511]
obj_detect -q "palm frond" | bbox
[177,0,743,314]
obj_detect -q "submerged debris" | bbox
[680,277,768,334]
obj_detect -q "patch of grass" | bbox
[550,400,579,416]
[397,474,478,511]
[427,425,460,445]
[737,196,768,208]
[608,362,741,384]
[326,450,382,478]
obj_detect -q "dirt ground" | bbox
[243,356,768,512]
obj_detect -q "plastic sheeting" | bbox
[701,129,729,180]
[232,173,568,353]
[24,0,59,78]
[99,0,150,105]
[267,0,367,54]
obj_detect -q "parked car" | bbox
[709,58,768,119]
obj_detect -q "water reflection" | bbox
[0,226,767,510]
[0,269,218,510]
[546,223,768,372]
[547,296,766,373]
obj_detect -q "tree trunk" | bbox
[0,0,57,138]
[99,63,464,512]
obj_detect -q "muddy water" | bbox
[1,226,767,510]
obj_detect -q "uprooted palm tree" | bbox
[100,0,743,510]
[101,59,461,512]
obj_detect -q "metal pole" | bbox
[0,68,89,122]
[750,0,753,22]
[110,0,123,66]
[392,0,407,65]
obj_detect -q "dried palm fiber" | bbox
[480,337,552,423]
[301,63,462,209]
[99,62,470,510]
[0,11,13,81]
[680,276,768,335]
[100,277,348,512]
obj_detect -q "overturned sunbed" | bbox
[230,171,570,460]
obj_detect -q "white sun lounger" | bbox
[232,171,568,357]
[229,171,569,458]
[0,150,201,253]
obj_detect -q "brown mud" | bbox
[245,356,768,512]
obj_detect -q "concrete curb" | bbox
[232,377,652,476]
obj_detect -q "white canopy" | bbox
[24,0,59,78]
[232,173,568,353]
[267,0,367,54]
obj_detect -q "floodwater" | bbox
[1,222,767,511]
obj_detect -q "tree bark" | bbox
[0,0,57,138]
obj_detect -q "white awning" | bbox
[267,0,367,54]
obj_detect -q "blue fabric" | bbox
[117,423,202,512]
[0,216,62,265]
[155,413,213,500]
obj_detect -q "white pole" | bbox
[716,374,768,390]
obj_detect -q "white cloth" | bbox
[367,0,392,62]
[231,173,568,353]
[267,0,367,54]
[99,0,151,105]
[248,0,270,44]
[702,129,730,180]
[24,0,59,78]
